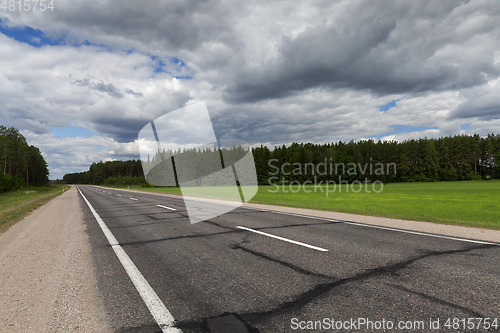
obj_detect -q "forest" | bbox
[63,133,500,186]
[0,126,50,192]
[63,159,146,186]
[253,133,500,184]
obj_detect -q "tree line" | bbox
[64,133,500,186]
[252,133,500,184]
[0,126,50,192]
[63,145,252,187]
[142,144,254,187]
[63,160,146,186]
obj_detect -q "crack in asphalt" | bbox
[386,283,499,333]
[231,245,333,279]
[387,283,486,318]
[109,230,242,247]
[235,244,496,322]
[175,312,261,333]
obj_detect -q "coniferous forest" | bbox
[63,133,500,186]
[63,160,145,186]
[253,134,500,184]
[0,126,50,192]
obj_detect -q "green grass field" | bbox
[0,185,69,234]
[109,180,500,230]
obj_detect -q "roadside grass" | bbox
[0,185,69,234]
[251,181,500,230]
[103,180,500,230]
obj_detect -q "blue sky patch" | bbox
[50,125,97,138]
[172,57,187,68]
[154,59,167,73]
[379,98,404,112]
[0,20,124,52]
[151,55,191,79]
[0,19,62,47]
[380,100,396,111]
[460,123,472,130]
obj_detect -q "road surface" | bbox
[77,185,500,333]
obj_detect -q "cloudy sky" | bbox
[1,0,500,179]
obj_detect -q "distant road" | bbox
[77,185,500,333]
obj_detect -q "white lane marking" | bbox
[236,226,328,252]
[78,187,181,333]
[157,205,176,211]
[243,207,498,246]
[340,221,499,245]
[117,194,122,196]
[130,197,138,201]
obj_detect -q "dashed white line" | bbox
[236,226,329,252]
[130,197,138,201]
[77,187,181,333]
[157,205,176,211]
[117,194,122,196]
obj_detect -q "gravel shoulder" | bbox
[0,185,111,333]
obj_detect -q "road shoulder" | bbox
[0,185,111,332]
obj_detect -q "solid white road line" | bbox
[339,221,499,246]
[236,226,329,252]
[130,197,138,201]
[243,207,498,246]
[157,205,176,211]
[77,187,181,333]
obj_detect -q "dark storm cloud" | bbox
[222,0,500,103]
[454,96,500,120]
[93,114,149,143]
[51,0,240,51]
[209,96,353,144]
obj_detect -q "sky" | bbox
[1,0,500,179]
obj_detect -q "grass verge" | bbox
[0,185,70,234]
[103,180,500,230]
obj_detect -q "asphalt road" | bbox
[77,185,500,333]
